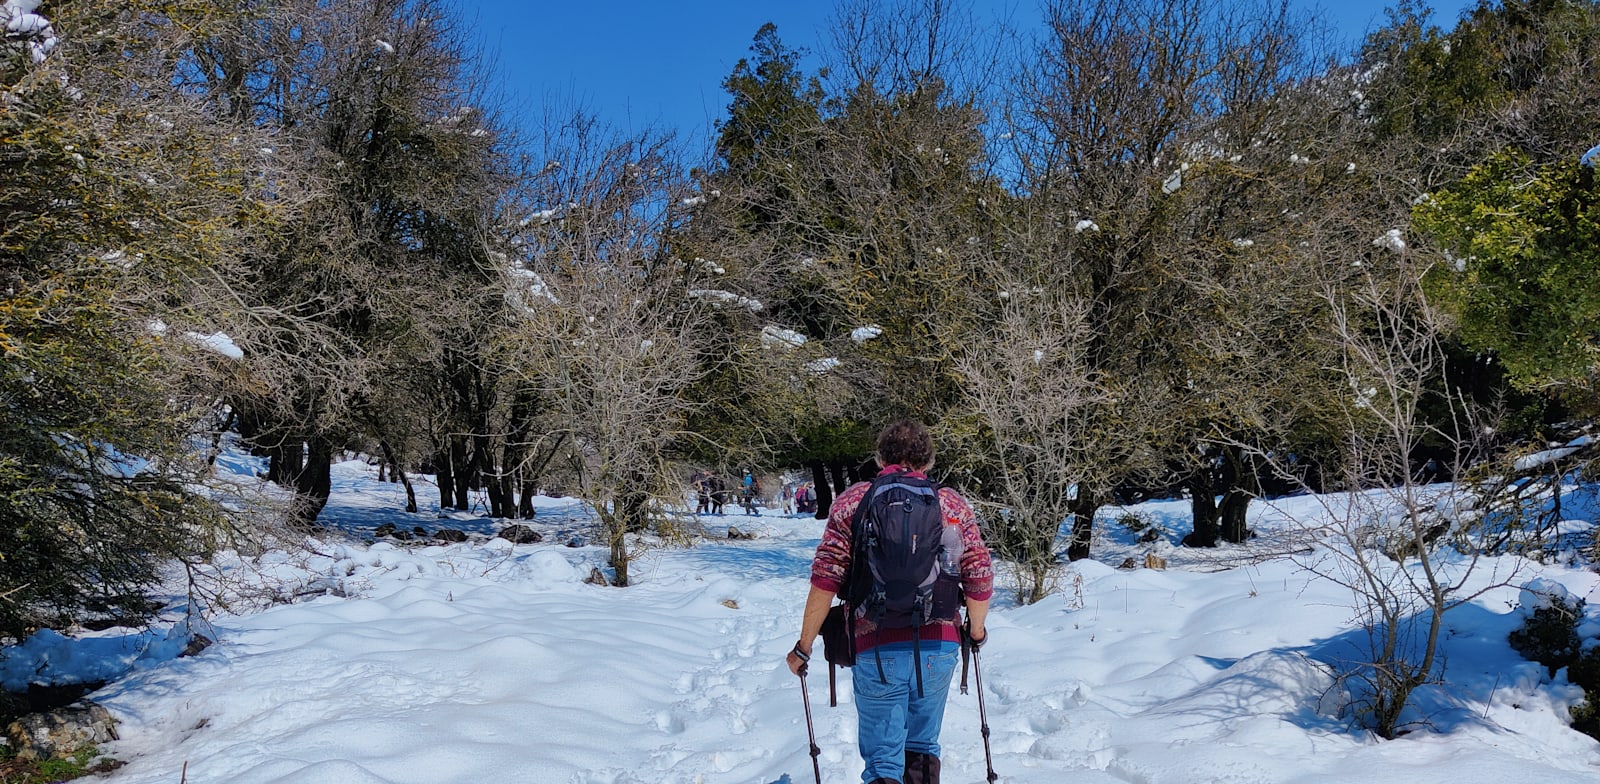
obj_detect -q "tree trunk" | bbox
[468,431,501,518]
[621,483,649,533]
[450,436,471,512]
[501,435,525,519]
[435,447,455,510]
[1219,445,1253,544]
[1066,487,1099,561]
[476,436,507,519]
[1183,466,1220,547]
[266,444,286,484]
[517,477,537,518]
[267,438,303,486]
[379,440,418,514]
[829,461,850,494]
[609,531,630,587]
[289,437,332,529]
[1220,488,1251,543]
[810,461,833,519]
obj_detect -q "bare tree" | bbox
[953,284,1110,603]
[1268,250,1510,739]
[503,114,725,586]
[824,0,1012,102]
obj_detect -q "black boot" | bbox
[866,779,901,784]
[904,750,940,784]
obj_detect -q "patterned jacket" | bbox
[809,465,994,652]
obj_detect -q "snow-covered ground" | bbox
[8,453,1600,783]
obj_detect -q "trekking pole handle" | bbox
[789,642,811,677]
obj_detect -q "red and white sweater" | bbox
[809,465,995,653]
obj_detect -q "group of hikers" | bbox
[690,469,818,517]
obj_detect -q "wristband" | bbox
[790,642,810,662]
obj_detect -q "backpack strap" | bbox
[848,474,892,684]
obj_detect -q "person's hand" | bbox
[965,622,986,650]
[787,642,811,676]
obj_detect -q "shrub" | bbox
[1507,594,1600,740]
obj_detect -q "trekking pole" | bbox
[970,643,999,783]
[799,666,823,784]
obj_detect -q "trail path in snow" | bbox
[77,458,1600,783]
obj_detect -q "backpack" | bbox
[832,471,964,697]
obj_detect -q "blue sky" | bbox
[470,0,1479,149]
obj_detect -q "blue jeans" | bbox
[853,640,960,783]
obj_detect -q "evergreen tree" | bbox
[0,0,260,636]
[182,0,515,527]
[688,18,1003,507]
[1417,152,1600,411]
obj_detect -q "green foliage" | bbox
[0,0,251,637]
[0,283,214,635]
[1361,0,1600,153]
[1508,593,1600,741]
[1568,646,1600,739]
[1509,596,1585,676]
[1416,151,1600,408]
[1360,0,1506,143]
[690,23,1002,472]
[0,744,121,783]
[715,23,825,178]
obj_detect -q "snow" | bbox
[2,0,55,63]
[761,325,807,348]
[688,289,763,312]
[1514,436,1590,472]
[6,454,1600,783]
[1162,169,1183,194]
[145,321,244,359]
[183,331,243,360]
[1374,228,1407,252]
[849,324,882,343]
[505,265,559,307]
[1582,143,1600,168]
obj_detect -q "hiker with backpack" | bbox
[785,420,994,784]
[741,468,761,515]
[692,471,711,516]
[708,474,727,515]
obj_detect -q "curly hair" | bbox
[875,420,934,469]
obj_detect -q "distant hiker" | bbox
[796,482,816,514]
[708,474,727,515]
[786,420,994,784]
[741,469,761,516]
[693,472,711,516]
[781,482,795,514]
